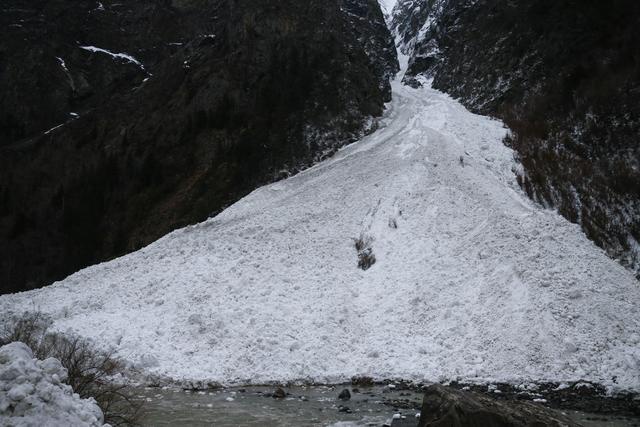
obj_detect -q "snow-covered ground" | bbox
[0,343,104,426]
[1,76,639,391]
[379,0,398,14]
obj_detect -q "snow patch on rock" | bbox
[79,45,146,73]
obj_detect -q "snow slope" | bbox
[1,78,639,391]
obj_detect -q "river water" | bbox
[133,385,640,427]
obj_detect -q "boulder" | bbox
[272,387,286,399]
[418,385,579,427]
[338,388,351,400]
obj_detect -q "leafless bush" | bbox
[0,312,141,426]
[358,248,376,270]
[354,234,376,270]
[388,217,398,229]
[0,311,47,352]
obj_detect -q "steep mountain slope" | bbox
[391,0,640,277]
[390,0,446,55]
[0,0,398,293]
[2,77,638,390]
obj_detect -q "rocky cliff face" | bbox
[343,0,399,99]
[393,0,640,276]
[0,0,397,293]
[390,0,446,56]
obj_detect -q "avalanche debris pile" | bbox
[1,76,638,390]
[0,342,104,426]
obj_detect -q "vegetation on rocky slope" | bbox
[396,0,640,276]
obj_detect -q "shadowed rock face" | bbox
[343,0,400,99]
[0,0,397,293]
[394,0,640,277]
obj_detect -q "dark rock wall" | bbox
[390,0,446,55]
[397,0,640,276]
[0,0,397,293]
[343,0,400,99]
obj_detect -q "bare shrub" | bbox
[388,217,398,229]
[0,312,141,426]
[358,248,376,270]
[354,234,376,270]
[354,235,367,252]
[0,311,48,351]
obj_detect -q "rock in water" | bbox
[272,387,286,399]
[417,385,579,427]
[338,388,351,400]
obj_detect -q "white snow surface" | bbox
[378,0,398,14]
[0,343,104,426]
[2,79,640,391]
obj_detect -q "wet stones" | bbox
[338,389,351,401]
[352,376,375,387]
[272,387,286,399]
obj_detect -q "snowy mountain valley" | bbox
[1,0,640,426]
[392,0,640,278]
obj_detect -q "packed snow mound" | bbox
[1,79,639,391]
[0,342,104,426]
